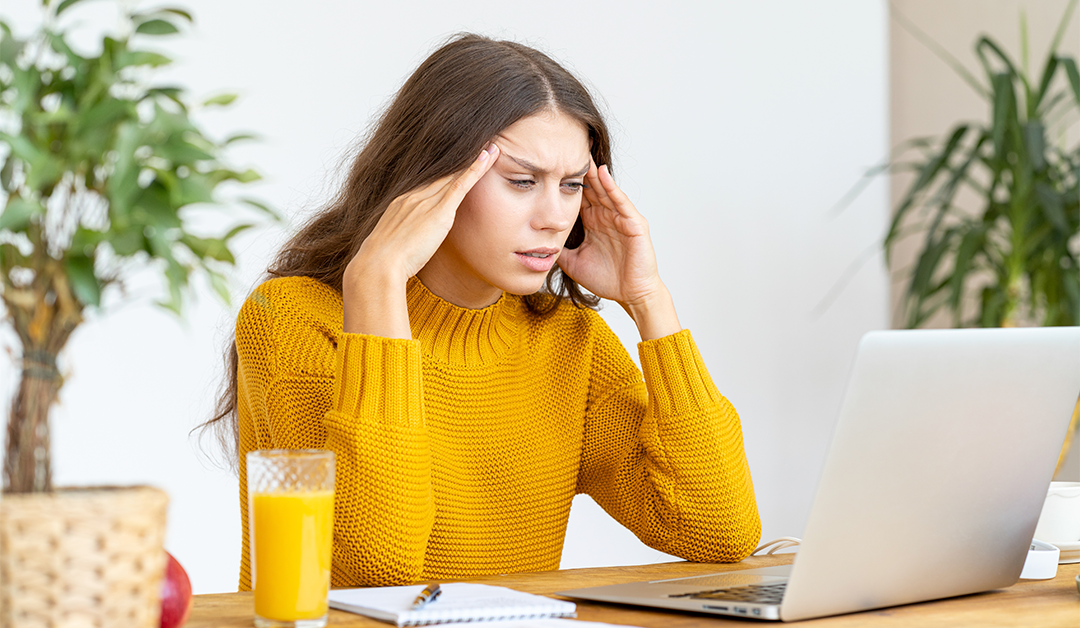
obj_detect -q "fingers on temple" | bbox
[446,143,499,198]
[587,163,635,216]
[583,162,605,207]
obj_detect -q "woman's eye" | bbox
[509,179,536,189]
[562,182,584,193]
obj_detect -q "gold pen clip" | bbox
[411,583,442,610]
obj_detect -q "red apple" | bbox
[160,551,193,628]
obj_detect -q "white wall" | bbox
[0,1,889,593]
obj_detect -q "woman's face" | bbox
[418,110,591,309]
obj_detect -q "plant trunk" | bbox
[2,263,82,494]
[4,351,64,493]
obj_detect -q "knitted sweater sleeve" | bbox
[576,326,761,562]
[322,333,434,585]
[235,282,434,589]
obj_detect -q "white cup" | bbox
[1033,482,1080,543]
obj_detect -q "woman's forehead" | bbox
[495,111,590,175]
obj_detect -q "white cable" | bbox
[751,536,802,556]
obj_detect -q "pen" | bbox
[411,583,442,610]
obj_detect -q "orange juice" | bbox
[252,490,334,621]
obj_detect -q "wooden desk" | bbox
[190,556,1079,626]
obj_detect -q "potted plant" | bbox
[884,3,1079,472]
[0,0,269,623]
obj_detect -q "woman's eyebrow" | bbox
[503,153,590,178]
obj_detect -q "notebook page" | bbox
[328,583,576,626]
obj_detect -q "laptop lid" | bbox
[781,327,1080,621]
[557,327,1079,621]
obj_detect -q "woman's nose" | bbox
[531,188,576,232]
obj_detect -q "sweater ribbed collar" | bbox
[406,276,522,367]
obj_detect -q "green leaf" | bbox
[180,234,234,264]
[1035,181,1070,234]
[159,257,188,314]
[143,86,186,108]
[925,134,986,220]
[173,171,215,206]
[0,131,45,166]
[1022,122,1046,171]
[212,168,261,185]
[0,242,27,270]
[71,227,105,256]
[223,223,254,241]
[117,50,172,68]
[108,121,143,216]
[46,31,85,68]
[1061,57,1080,106]
[239,197,279,219]
[107,227,146,256]
[990,72,1016,159]
[890,5,987,97]
[1033,54,1059,113]
[223,133,258,145]
[885,125,969,259]
[976,36,1025,89]
[9,58,41,115]
[76,98,133,137]
[980,285,1009,327]
[0,198,43,231]
[207,268,230,304]
[0,156,14,190]
[949,226,985,321]
[158,8,194,22]
[135,19,180,36]
[1037,91,1070,119]
[64,255,101,307]
[0,22,20,69]
[909,228,957,305]
[1063,266,1080,325]
[132,182,183,230]
[159,137,215,164]
[55,0,90,17]
[202,93,238,107]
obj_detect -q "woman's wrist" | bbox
[342,262,413,339]
[622,286,681,341]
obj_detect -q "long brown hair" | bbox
[201,33,613,464]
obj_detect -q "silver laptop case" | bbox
[559,327,1080,622]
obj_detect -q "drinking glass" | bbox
[247,449,335,628]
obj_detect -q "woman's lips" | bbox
[515,248,559,272]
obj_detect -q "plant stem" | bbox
[3,356,62,493]
[1,262,82,493]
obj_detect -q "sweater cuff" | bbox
[333,333,424,427]
[638,329,718,417]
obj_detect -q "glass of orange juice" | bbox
[247,449,335,628]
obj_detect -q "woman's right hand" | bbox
[342,143,500,338]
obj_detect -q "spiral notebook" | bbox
[327,583,577,626]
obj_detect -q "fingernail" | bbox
[477,149,489,162]
[486,143,498,155]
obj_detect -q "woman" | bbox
[209,33,760,589]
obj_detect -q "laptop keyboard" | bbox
[669,582,787,605]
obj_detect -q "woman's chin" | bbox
[498,273,551,297]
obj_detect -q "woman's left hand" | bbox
[557,161,681,340]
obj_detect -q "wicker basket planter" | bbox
[0,486,169,628]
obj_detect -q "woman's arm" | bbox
[342,144,499,338]
[561,161,760,559]
[558,162,680,342]
[237,145,495,585]
[235,281,432,587]
[576,323,761,562]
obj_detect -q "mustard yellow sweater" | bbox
[235,275,760,590]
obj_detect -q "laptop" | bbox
[558,327,1080,621]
